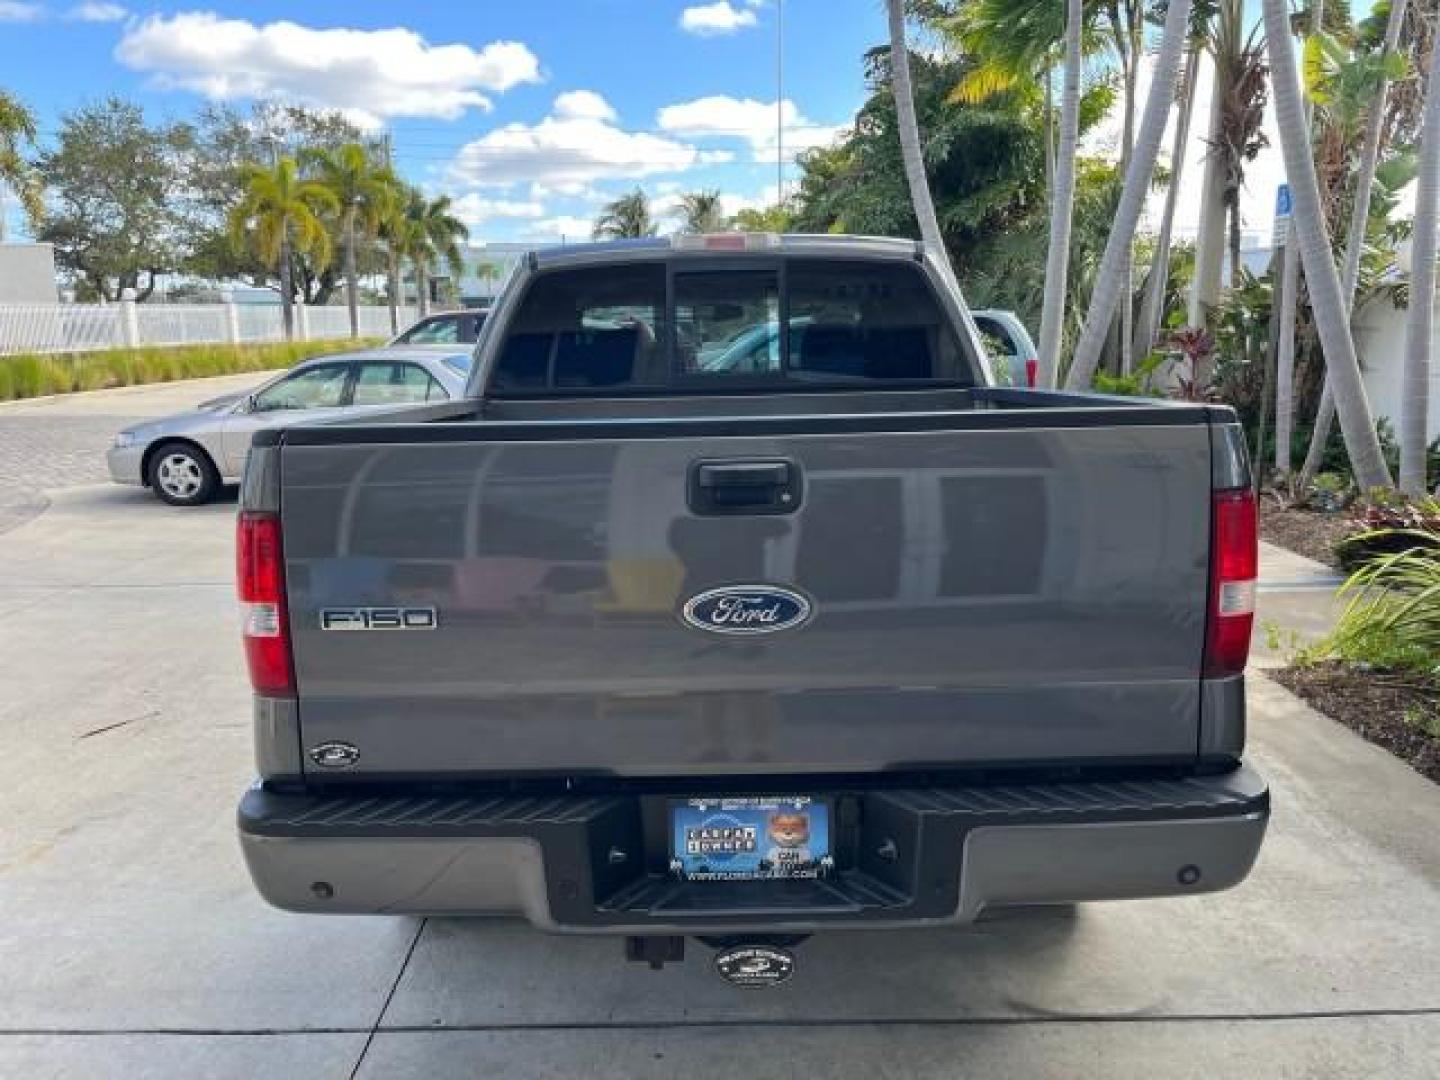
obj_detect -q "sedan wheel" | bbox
[147,443,220,506]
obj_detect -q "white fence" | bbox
[0,300,418,356]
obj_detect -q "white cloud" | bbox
[452,193,546,230]
[552,90,616,122]
[528,215,596,241]
[68,2,127,21]
[680,1,757,36]
[115,13,541,125]
[657,95,842,163]
[0,1,43,22]
[448,92,708,189]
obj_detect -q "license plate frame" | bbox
[668,796,832,882]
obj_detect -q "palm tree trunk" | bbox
[1064,0,1194,390]
[1042,60,1054,200]
[1227,201,1242,287]
[1189,5,1234,326]
[415,260,429,318]
[1297,0,1408,490]
[1036,0,1083,389]
[1119,0,1143,377]
[1272,0,1325,482]
[1134,44,1200,361]
[885,0,960,292]
[344,211,360,340]
[386,250,400,335]
[279,220,295,341]
[1262,0,1391,491]
[1400,27,1440,494]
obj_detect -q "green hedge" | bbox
[0,339,383,402]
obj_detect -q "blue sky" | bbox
[0,1,882,242]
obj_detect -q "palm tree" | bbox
[377,183,412,334]
[1034,0,1083,388]
[1064,0,1195,389]
[0,89,43,240]
[593,188,656,240]
[1296,0,1411,488]
[1261,0,1391,490]
[1189,0,1269,323]
[228,156,339,340]
[473,259,503,299]
[303,142,397,339]
[1133,33,1204,361]
[676,189,728,233]
[1399,19,1438,494]
[886,0,961,292]
[404,191,469,317]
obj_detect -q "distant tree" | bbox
[227,157,339,340]
[303,142,397,338]
[675,189,728,233]
[181,103,373,303]
[404,190,469,316]
[733,202,795,232]
[473,258,503,297]
[34,97,189,301]
[0,89,42,239]
[593,189,656,239]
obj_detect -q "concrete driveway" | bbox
[1,380,1438,1078]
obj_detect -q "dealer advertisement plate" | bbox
[669,796,832,882]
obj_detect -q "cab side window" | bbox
[251,364,351,412]
[352,363,447,406]
[492,264,666,393]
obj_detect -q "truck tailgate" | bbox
[279,415,1213,778]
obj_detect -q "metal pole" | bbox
[776,0,784,199]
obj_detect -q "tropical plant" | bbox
[0,88,42,238]
[675,189,728,233]
[593,188,656,240]
[1261,0,1392,491]
[403,191,469,316]
[1064,0,1195,389]
[1323,534,1440,673]
[227,156,339,339]
[302,143,397,339]
[473,259,503,297]
[886,0,961,292]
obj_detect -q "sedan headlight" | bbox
[113,431,138,449]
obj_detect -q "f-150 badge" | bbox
[681,585,812,635]
[320,607,438,631]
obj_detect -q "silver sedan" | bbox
[108,346,472,506]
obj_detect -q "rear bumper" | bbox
[238,764,1268,934]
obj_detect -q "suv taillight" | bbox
[237,511,295,696]
[1204,487,1258,678]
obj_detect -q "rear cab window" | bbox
[488,256,973,395]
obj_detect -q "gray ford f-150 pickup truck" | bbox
[236,233,1267,975]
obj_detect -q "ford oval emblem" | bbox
[681,585,813,636]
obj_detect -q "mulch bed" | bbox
[1274,661,1440,783]
[1259,499,1354,569]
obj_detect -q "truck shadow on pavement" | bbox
[383,906,1106,1028]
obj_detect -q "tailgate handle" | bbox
[689,459,802,516]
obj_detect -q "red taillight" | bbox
[1204,487,1258,678]
[237,511,295,696]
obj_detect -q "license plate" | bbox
[669,796,832,882]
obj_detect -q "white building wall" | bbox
[1355,292,1440,441]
